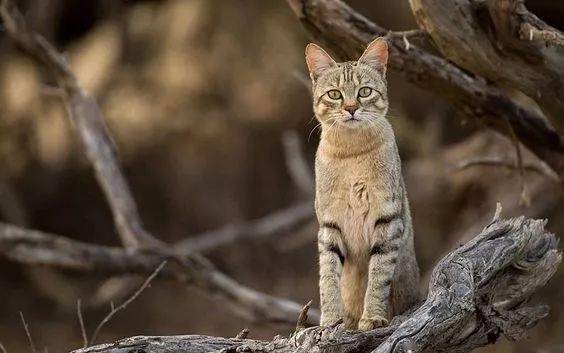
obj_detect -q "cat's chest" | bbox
[315,159,391,216]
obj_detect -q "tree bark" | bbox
[71,215,561,353]
[285,0,564,179]
[409,0,564,125]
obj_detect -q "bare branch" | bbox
[521,22,564,47]
[285,0,564,178]
[89,261,167,345]
[235,329,250,339]
[409,0,564,129]
[72,216,561,353]
[0,0,159,250]
[77,300,88,349]
[19,312,37,353]
[0,223,320,326]
[0,0,320,330]
[0,342,7,353]
[176,202,313,253]
[295,300,313,332]
[451,156,561,183]
[282,131,314,196]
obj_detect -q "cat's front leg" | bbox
[318,223,345,326]
[359,216,403,331]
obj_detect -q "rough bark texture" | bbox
[409,0,564,123]
[72,216,561,353]
[285,0,564,178]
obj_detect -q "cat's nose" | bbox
[345,105,358,115]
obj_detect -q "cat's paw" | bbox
[358,316,389,331]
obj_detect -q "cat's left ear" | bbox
[358,37,388,75]
[305,43,337,82]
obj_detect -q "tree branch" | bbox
[0,222,320,326]
[71,215,561,353]
[176,201,313,253]
[451,156,561,183]
[285,0,564,179]
[0,0,319,328]
[409,0,564,128]
[0,0,157,250]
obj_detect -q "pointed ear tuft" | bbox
[358,37,388,74]
[305,43,337,81]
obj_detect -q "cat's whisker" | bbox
[307,122,323,142]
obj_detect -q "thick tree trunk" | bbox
[409,0,564,125]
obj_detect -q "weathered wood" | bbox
[285,0,564,179]
[409,0,564,125]
[72,216,561,353]
[0,222,320,326]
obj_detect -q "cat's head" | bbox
[305,38,389,131]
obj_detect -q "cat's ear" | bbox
[305,43,337,81]
[358,37,388,75]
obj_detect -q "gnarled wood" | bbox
[72,216,561,353]
[286,0,564,179]
[409,0,564,126]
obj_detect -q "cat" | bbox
[305,38,420,331]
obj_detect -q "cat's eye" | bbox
[327,90,342,100]
[358,87,372,98]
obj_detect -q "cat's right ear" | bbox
[305,43,337,82]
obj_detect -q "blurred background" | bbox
[0,1,562,352]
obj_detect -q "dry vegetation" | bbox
[0,1,563,353]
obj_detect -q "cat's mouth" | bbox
[344,117,359,123]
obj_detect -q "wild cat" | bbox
[305,38,420,331]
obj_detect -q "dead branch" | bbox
[176,201,313,253]
[451,156,561,183]
[72,215,560,353]
[89,261,167,345]
[409,0,564,128]
[77,300,88,349]
[282,130,314,196]
[0,222,320,326]
[0,0,157,250]
[285,0,564,178]
[235,329,250,340]
[0,0,318,329]
[512,2,564,47]
[19,312,37,353]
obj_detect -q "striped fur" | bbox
[306,39,420,331]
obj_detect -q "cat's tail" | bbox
[340,262,367,329]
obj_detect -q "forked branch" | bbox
[71,215,560,353]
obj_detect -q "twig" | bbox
[176,202,313,253]
[386,29,428,51]
[0,223,320,326]
[520,22,564,47]
[451,156,561,184]
[77,299,88,348]
[19,312,37,353]
[295,300,312,331]
[89,261,167,345]
[0,341,8,353]
[492,202,503,223]
[503,115,532,206]
[282,131,314,196]
[235,329,250,339]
